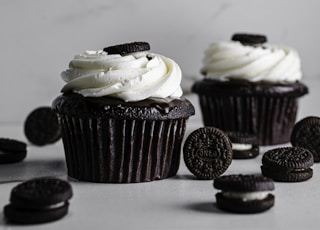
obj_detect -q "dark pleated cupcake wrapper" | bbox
[58,115,187,183]
[197,95,299,145]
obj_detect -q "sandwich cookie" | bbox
[291,116,320,162]
[0,138,27,164]
[3,177,73,224]
[213,174,275,213]
[103,41,150,55]
[183,127,233,180]
[261,147,314,182]
[231,33,267,45]
[225,131,259,159]
[24,107,61,146]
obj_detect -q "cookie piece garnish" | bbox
[3,177,73,224]
[0,138,27,164]
[24,107,61,146]
[231,33,267,45]
[103,41,150,55]
[213,174,275,213]
[261,147,314,182]
[225,131,259,159]
[291,116,320,162]
[183,127,233,180]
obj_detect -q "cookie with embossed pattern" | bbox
[24,107,61,146]
[214,174,275,213]
[261,147,314,182]
[3,177,73,224]
[291,116,320,162]
[103,41,150,55]
[183,127,233,180]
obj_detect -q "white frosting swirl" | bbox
[61,50,183,102]
[201,41,302,83]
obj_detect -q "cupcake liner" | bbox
[198,94,299,145]
[58,115,186,183]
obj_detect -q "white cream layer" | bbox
[222,191,270,201]
[232,143,253,151]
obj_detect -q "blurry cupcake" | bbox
[52,42,195,183]
[192,33,308,145]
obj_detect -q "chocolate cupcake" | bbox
[52,42,195,183]
[192,33,308,145]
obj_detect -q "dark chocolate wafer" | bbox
[214,174,275,213]
[291,116,320,162]
[0,138,27,164]
[103,42,150,55]
[3,177,73,224]
[232,33,267,45]
[24,107,61,146]
[183,127,233,180]
[261,147,314,182]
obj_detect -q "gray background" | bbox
[1,0,319,123]
[1,1,320,229]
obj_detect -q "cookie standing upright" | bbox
[291,116,320,162]
[213,174,275,213]
[24,107,61,146]
[183,127,233,179]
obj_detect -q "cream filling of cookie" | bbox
[35,202,67,210]
[231,143,252,151]
[222,191,270,201]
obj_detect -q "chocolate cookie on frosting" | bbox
[193,33,308,145]
[53,42,195,183]
[103,41,150,55]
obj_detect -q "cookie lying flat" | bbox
[261,147,314,182]
[213,174,275,213]
[3,177,73,224]
[24,107,61,146]
[231,33,267,45]
[183,127,233,180]
[291,116,320,162]
[0,138,27,164]
[103,41,150,55]
[225,131,259,159]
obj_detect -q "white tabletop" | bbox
[0,78,320,230]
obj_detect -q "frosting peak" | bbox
[201,41,302,83]
[61,50,183,102]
